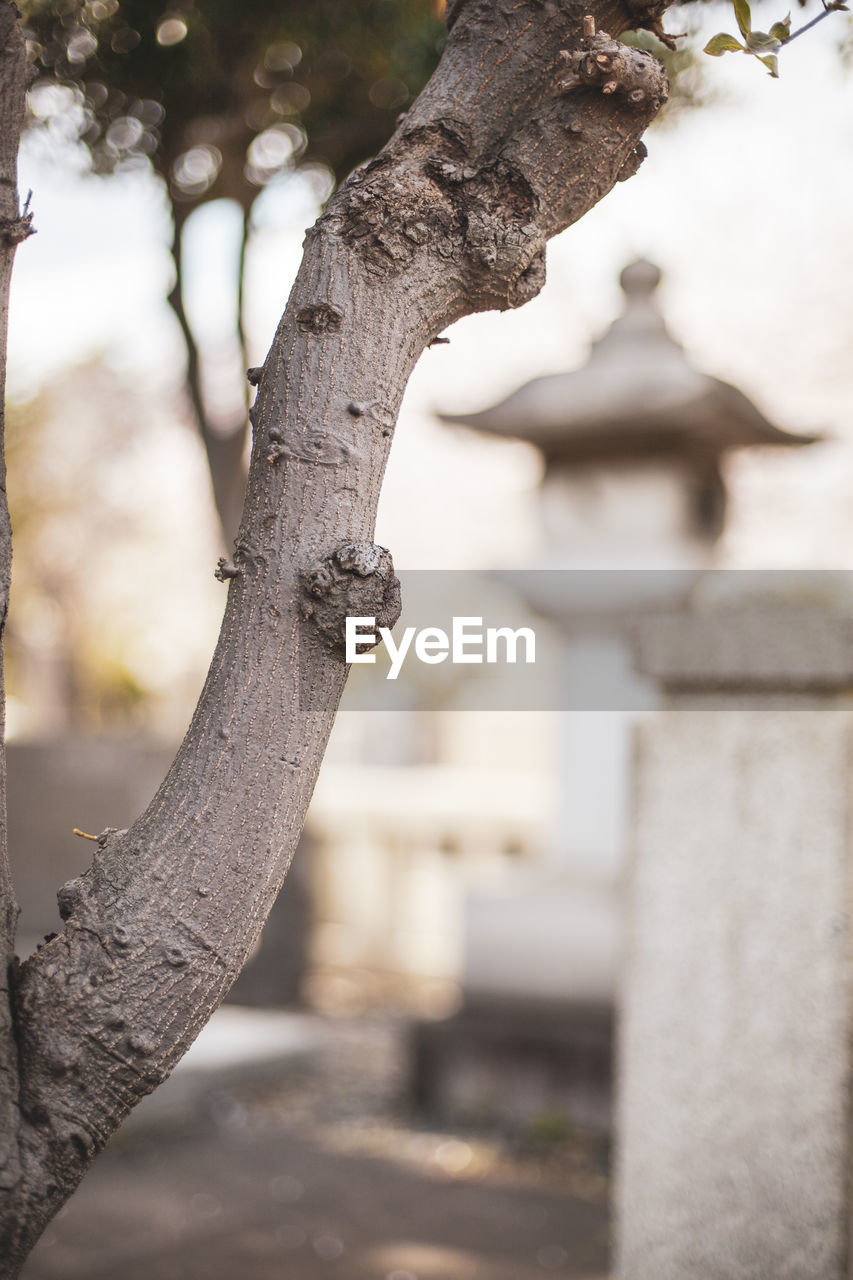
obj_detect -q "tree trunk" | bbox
[0,0,669,1271]
[167,201,251,550]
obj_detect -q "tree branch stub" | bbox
[559,28,669,111]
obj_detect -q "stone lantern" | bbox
[441,259,816,570]
[414,261,820,1135]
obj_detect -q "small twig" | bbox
[784,2,845,45]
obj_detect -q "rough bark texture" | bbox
[0,0,669,1271]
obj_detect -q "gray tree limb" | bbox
[0,0,668,1271]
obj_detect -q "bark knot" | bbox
[324,128,544,310]
[426,154,546,306]
[0,193,34,245]
[215,558,242,582]
[57,877,87,922]
[265,426,353,468]
[296,303,343,335]
[559,31,668,112]
[301,542,402,653]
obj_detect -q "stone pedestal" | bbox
[616,609,853,1280]
[412,994,613,1133]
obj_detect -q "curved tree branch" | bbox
[0,0,669,1271]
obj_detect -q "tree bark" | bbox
[167,201,251,551]
[0,0,669,1271]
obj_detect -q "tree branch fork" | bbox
[0,0,672,1271]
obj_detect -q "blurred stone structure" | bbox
[616,598,853,1279]
[308,752,550,984]
[414,262,816,1132]
[440,259,816,572]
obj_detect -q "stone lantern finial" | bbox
[619,258,662,299]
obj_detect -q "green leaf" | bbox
[733,0,753,38]
[769,13,792,40]
[746,29,781,50]
[704,31,746,53]
[756,52,779,75]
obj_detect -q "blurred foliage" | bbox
[4,361,223,734]
[522,1110,577,1147]
[19,2,448,544]
[20,0,447,209]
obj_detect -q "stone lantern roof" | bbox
[439,260,819,466]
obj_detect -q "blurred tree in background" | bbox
[4,364,223,736]
[20,0,446,542]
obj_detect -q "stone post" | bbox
[616,607,853,1280]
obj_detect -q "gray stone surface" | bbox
[616,710,853,1279]
[635,609,853,691]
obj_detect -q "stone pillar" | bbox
[616,609,853,1280]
